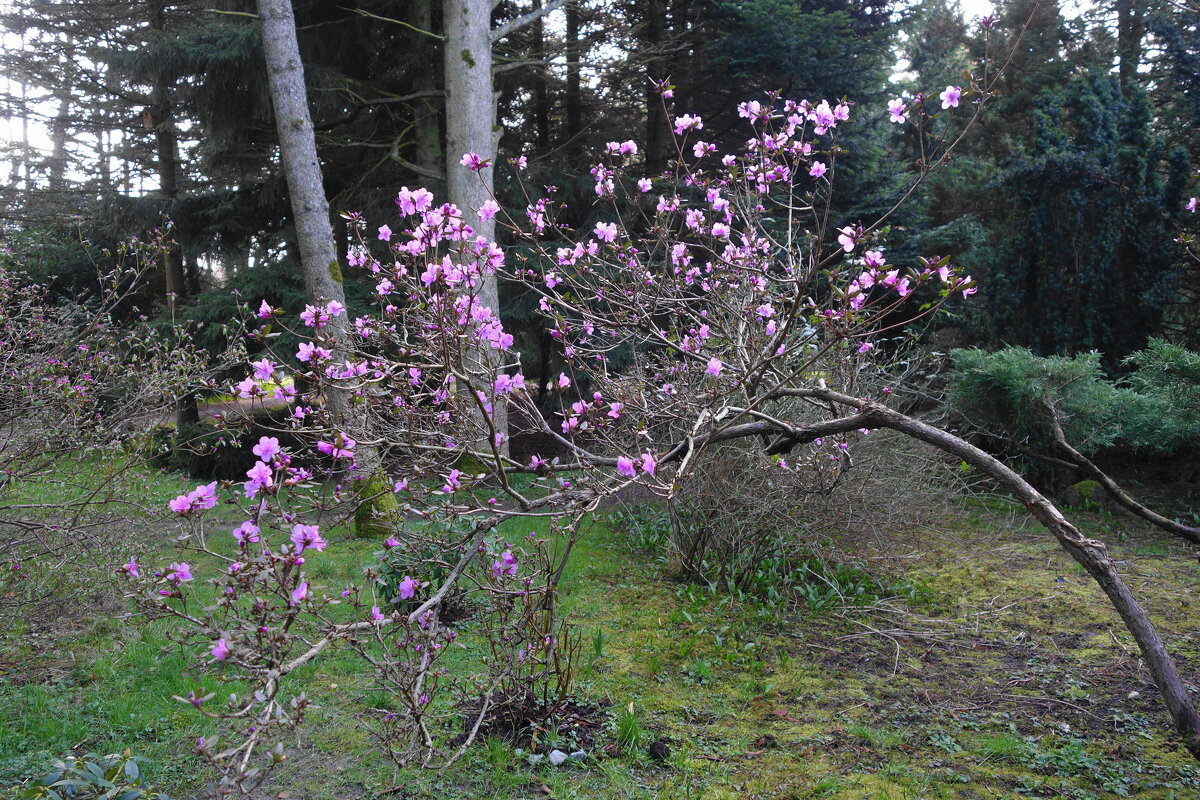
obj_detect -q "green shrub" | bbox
[949,345,1200,456]
[21,749,172,799]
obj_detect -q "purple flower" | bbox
[594,222,618,242]
[166,562,192,584]
[233,520,260,544]
[252,436,281,461]
[459,152,487,171]
[837,226,858,252]
[210,638,230,661]
[290,582,309,606]
[251,358,276,381]
[371,606,385,622]
[1188,197,1197,213]
[169,493,193,515]
[291,524,328,553]
[673,114,703,135]
[705,357,723,377]
[397,575,419,600]
[441,469,463,494]
[888,98,907,124]
[640,452,657,476]
[492,550,519,578]
[479,199,501,221]
[316,434,355,460]
[939,86,962,109]
[809,161,828,178]
[121,557,139,577]
[616,456,636,478]
[377,224,392,241]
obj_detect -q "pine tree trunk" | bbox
[413,0,443,190]
[644,0,669,176]
[148,1,194,426]
[565,2,583,161]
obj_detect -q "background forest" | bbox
[3,0,1197,368]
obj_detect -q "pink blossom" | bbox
[673,114,703,135]
[557,373,571,389]
[594,222,618,242]
[1188,197,1198,213]
[291,524,328,553]
[940,86,962,109]
[888,98,907,123]
[397,575,419,600]
[857,341,874,354]
[167,562,192,584]
[384,536,401,548]
[616,456,636,478]
[253,436,281,461]
[210,638,230,661]
[233,520,260,544]
[296,341,331,363]
[290,581,309,606]
[121,557,139,577]
[441,469,463,494]
[637,178,652,193]
[809,161,828,178]
[371,606,386,622]
[492,550,519,578]
[189,483,218,510]
[235,377,259,399]
[460,152,487,171]
[706,357,723,376]
[396,186,434,215]
[837,226,858,252]
[169,493,193,514]
[316,434,356,460]
[257,300,274,319]
[377,224,392,241]
[640,452,657,476]
[251,358,276,381]
[479,199,501,220]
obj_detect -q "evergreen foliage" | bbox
[949,345,1200,457]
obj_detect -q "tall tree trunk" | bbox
[256,0,395,534]
[413,0,443,190]
[444,0,508,458]
[532,0,551,152]
[1116,0,1144,93]
[564,1,583,162]
[148,1,196,425]
[644,0,669,175]
[47,92,70,192]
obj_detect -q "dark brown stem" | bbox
[1043,403,1200,546]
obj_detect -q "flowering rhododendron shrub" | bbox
[0,235,208,624]
[123,76,1200,793]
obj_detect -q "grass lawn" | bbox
[3,463,1200,799]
